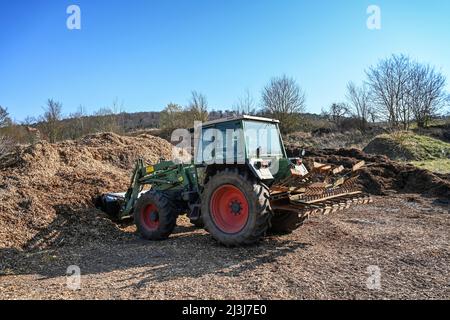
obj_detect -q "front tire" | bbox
[201,169,272,246]
[134,190,177,240]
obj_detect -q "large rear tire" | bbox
[134,190,177,240]
[201,169,272,246]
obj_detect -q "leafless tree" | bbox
[160,103,187,131]
[41,99,63,143]
[406,63,449,128]
[111,98,127,133]
[93,107,120,133]
[25,126,41,144]
[261,75,306,133]
[188,91,209,123]
[234,89,256,115]
[368,109,377,123]
[322,102,350,128]
[346,82,372,131]
[76,105,87,133]
[22,116,37,126]
[66,105,88,139]
[0,106,12,157]
[0,135,14,159]
[366,54,412,129]
[0,106,11,127]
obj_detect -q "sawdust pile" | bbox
[0,133,173,250]
[287,147,450,199]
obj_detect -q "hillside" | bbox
[363,132,450,173]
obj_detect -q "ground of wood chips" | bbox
[1,195,448,300]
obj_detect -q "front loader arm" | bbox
[102,159,196,220]
[121,159,147,218]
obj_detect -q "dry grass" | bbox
[412,159,450,174]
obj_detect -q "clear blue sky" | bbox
[1,0,449,121]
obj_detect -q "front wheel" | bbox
[201,169,272,246]
[134,190,177,240]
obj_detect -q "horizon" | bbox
[1,0,450,122]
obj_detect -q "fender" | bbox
[247,158,274,181]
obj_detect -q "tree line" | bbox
[161,54,449,134]
[0,99,132,144]
[159,75,307,135]
[323,54,449,131]
[1,53,449,151]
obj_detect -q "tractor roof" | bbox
[201,115,279,127]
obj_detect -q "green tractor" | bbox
[97,116,371,246]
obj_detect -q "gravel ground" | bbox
[0,194,448,300]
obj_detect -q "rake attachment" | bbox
[269,160,372,221]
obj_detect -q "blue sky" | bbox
[1,0,449,121]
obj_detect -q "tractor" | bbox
[97,116,371,246]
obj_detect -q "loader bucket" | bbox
[94,192,126,220]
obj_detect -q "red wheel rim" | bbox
[141,203,159,231]
[210,184,249,234]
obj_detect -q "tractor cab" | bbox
[193,115,298,182]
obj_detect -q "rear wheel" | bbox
[201,169,272,246]
[134,190,177,240]
[269,212,306,234]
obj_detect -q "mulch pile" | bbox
[0,133,173,250]
[287,147,450,199]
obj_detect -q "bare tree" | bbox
[41,99,63,143]
[346,82,372,131]
[0,106,11,127]
[67,105,88,139]
[93,107,120,133]
[111,98,126,133]
[0,106,13,157]
[366,54,412,129]
[76,105,87,134]
[0,135,14,159]
[261,75,306,133]
[368,109,377,123]
[22,116,37,126]
[25,126,41,144]
[233,89,256,115]
[322,102,350,128]
[188,91,209,122]
[160,103,187,131]
[406,63,449,128]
